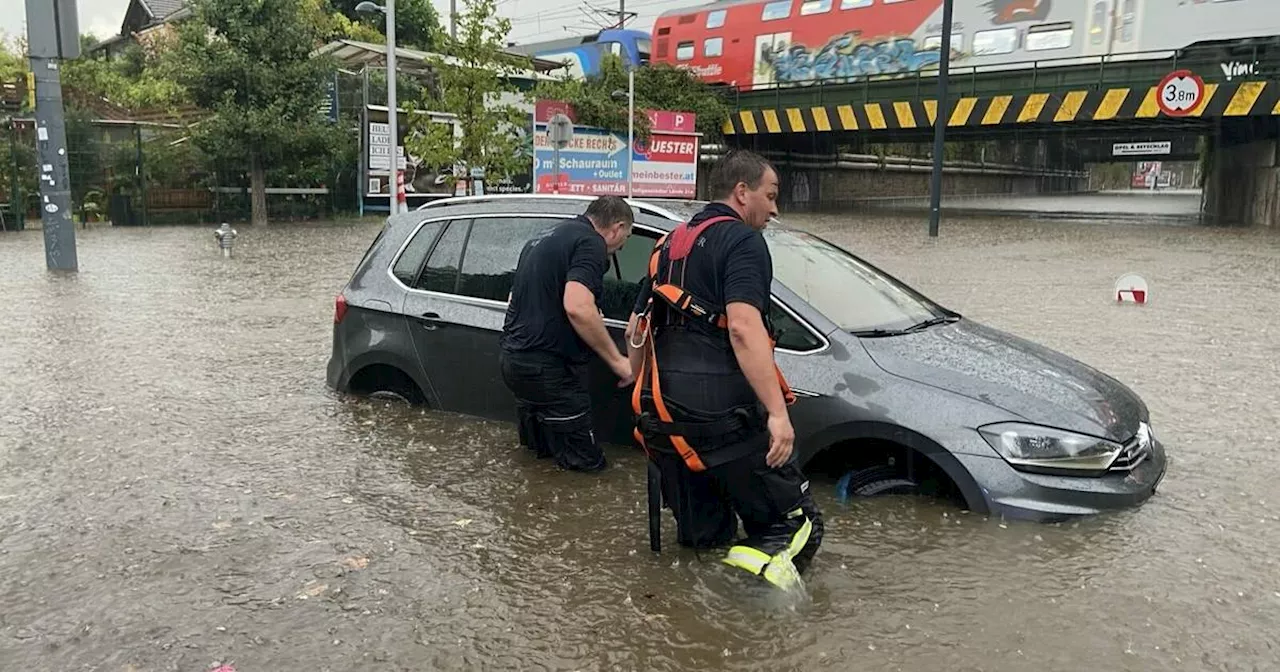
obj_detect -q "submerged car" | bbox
[326,194,1167,522]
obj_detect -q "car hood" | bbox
[859,319,1146,443]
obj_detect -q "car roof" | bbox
[400,194,709,232]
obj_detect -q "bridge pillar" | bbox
[1204,118,1280,228]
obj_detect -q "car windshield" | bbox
[638,200,950,333]
[764,226,948,333]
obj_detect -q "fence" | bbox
[1,67,377,228]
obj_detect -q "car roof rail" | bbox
[414,193,684,222]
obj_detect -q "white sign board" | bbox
[1113,142,1172,157]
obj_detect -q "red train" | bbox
[650,0,1280,92]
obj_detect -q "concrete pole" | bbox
[927,0,954,238]
[628,67,634,198]
[386,0,400,216]
[28,55,77,269]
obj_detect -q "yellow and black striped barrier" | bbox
[723,79,1280,135]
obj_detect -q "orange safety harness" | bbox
[629,215,796,473]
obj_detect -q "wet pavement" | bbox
[874,190,1205,224]
[2,193,1279,671]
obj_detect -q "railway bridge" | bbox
[720,47,1280,227]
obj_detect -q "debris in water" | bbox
[453,519,472,528]
[342,556,369,570]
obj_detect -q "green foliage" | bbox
[330,0,445,51]
[405,0,531,189]
[62,43,189,111]
[167,0,348,223]
[535,54,731,142]
[170,0,342,175]
[0,32,26,83]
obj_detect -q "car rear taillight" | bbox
[334,294,349,324]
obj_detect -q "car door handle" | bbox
[418,312,442,331]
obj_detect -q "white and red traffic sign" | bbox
[1157,70,1205,117]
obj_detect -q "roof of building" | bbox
[313,39,569,78]
[139,0,186,21]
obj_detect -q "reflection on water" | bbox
[1,199,1278,670]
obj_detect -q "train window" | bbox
[972,27,1018,56]
[923,34,962,51]
[800,0,832,15]
[676,41,695,60]
[840,0,872,8]
[706,9,726,28]
[1026,22,1074,51]
[762,0,792,21]
[704,37,724,57]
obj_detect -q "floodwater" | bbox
[2,193,1279,671]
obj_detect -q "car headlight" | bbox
[978,422,1122,472]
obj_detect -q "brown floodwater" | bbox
[2,194,1278,671]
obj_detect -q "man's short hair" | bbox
[584,195,634,228]
[708,150,775,201]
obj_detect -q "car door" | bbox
[590,224,662,446]
[402,214,561,422]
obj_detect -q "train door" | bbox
[753,0,795,89]
[1081,0,1113,56]
[753,32,793,88]
[1115,0,1144,52]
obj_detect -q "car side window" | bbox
[391,219,445,286]
[600,230,658,321]
[417,218,470,293]
[457,216,555,301]
[770,302,824,352]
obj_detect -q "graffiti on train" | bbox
[759,35,944,84]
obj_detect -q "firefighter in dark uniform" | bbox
[500,196,636,473]
[625,151,823,591]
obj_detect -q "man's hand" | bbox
[765,411,795,468]
[727,301,793,469]
[610,355,635,388]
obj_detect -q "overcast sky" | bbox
[0,0,686,49]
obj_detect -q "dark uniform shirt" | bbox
[631,203,773,414]
[501,215,608,363]
[631,202,772,331]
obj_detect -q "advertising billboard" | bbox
[532,101,700,199]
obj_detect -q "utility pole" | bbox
[618,0,626,29]
[451,0,458,39]
[24,0,81,270]
[926,0,954,238]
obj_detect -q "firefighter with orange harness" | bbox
[625,151,823,591]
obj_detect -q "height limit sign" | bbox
[1157,70,1205,117]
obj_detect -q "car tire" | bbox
[836,465,921,502]
[368,389,415,405]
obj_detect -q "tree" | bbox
[0,32,25,83]
[62,40,189,112]
[535,54,731,143]
[405,0,531,193]
[170,0,341,226]
[330,0,445,51]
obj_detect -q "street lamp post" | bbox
[357,0,400,216]
[612,68,636,198]
[927,0,955,238]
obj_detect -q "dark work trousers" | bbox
[499,349,606,473]
[650,428,825,575]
